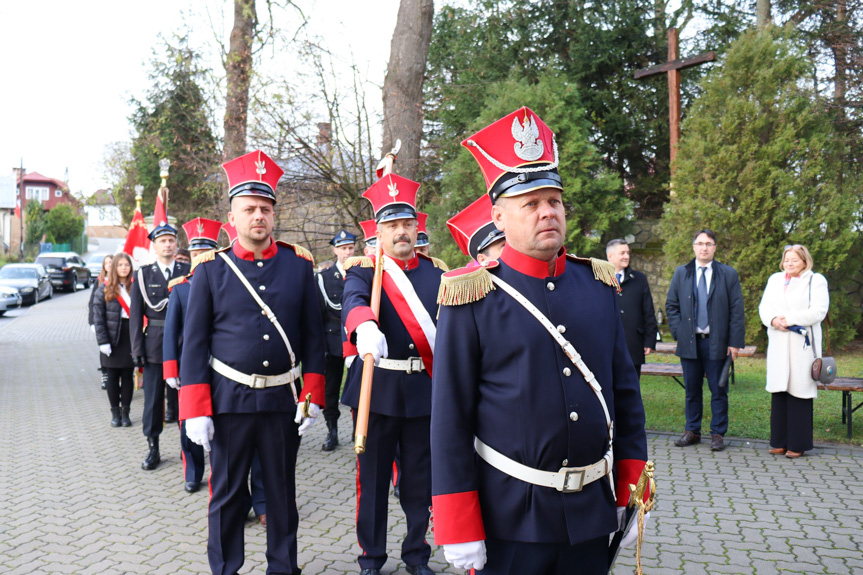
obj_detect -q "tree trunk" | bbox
[381,0,434,182]
[756,0,772,29]
[223,0,256,163]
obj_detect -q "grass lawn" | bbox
[640,343,863,448]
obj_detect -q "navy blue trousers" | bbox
[179,420,206,483]
[353,411,431,570]
[479,536,608,575]
[208,412,301,575]
[681,337,728,436]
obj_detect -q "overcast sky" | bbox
[0,0,399,195]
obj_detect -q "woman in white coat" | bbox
[758,244,829,458]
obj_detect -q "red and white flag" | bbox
[124,207,151,265]
[153,187,168,228]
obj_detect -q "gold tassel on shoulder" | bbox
[168,276,187,290]
[344,256,374,270]
[190,249,216,273]
[437,266,495,306]
[430,257,450,272]
[291,244,315,265]
[590,257,621,293]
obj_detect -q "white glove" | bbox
[186,416,214,452]
[90,324,96,334]
[294,402,321,436]
[443,540,487,571]
[99,344,112,356]
[617,507,650,549]
[166,377,180,390]
[355,321,388,364]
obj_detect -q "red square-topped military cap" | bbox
[362,173,420,223]
[359,219,378,248]
[222,150,284,203]
[447,194,505,260]
[462,106,562,203]
[415,212,429,247]
[221,221,238,245]
[182,218,222,250]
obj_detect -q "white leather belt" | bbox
[376,357,425,374]
[475,437,612,493]
[210,357,300,401]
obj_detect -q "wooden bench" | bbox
[641,344,758,388]
[817,378,863,438]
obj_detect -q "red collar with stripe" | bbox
[500,243,566,278]
[233,237,278,261]
[382,251,419,271]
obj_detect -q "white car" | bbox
[0,285,23,316]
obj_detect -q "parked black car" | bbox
[34,252,91,292]
[0,264,54,305]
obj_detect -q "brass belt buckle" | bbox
[559,468,585,493]
[406,357,423,374]
[251,375,267,389]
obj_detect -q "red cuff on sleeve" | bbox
[431,491,486,544]
[162,359,178,380]
[616,459,648,507]
[301,373,325,406]
[179,383,213,421]
[342,341,358,357]
[345,306,377,341]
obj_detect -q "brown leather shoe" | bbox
[710,434,725,451]
[674,430,701,447]
[768,447,786,455]
[785,450,803,459]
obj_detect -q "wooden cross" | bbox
[635,28,715,172]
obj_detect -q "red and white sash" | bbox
[117,285,131,318]
[381,256,436,377]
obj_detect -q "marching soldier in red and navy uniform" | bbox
[340,174,447,575]
[130,221,191,470]
[359,219,378,257]
[180,150,326,575]
[162,217,221,493]
[414,212,430,256]
[446,193,506,265]
[316,229,357,451]
[431,107,649,574]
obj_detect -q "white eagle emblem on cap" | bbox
[388,182,399,198]
[512,115,544,161]
[197,222,205,235]
[255,160,266,175]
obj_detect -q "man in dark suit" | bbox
[665,229,745,452]
[130,222,191,470]
[606,239,657,379]
[316,229,357,451]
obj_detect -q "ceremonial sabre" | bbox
[354,140,400,455]
[629,460,656,575]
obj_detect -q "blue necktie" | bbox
[696,266,709,329]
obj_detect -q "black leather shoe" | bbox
[142,437,160,470]
[110,407,121,427]
[164,412,177,424]
[359,570,381,575]
[322,426,338,451]
[185,481,201,493]
[710,434,726,451]
[674,430,701,447]
[393,485,400,499]
[121,407,132,427]
[406,565,435,575]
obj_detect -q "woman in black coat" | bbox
[88,255,113,390]
[92,253,135,427]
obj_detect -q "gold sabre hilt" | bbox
[301,393,311,419]
[627,460,656,575]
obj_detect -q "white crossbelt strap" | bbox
[475,437,613,494]
[316,273,341,311]
[209,357,299,402]
[136,268,169,312]
[376,357,425,373]
[489,274,613,440]
[382,256,437,354]
[218,251,297,369]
